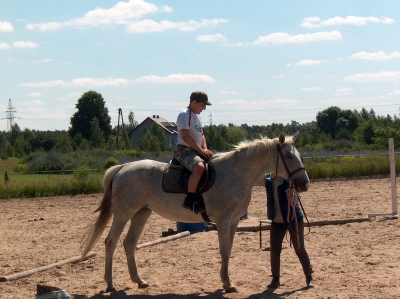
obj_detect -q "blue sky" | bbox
[1,0,400,132]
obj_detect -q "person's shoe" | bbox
[267,276,280,289]
[182,199,205,214]
[306,273,315,288]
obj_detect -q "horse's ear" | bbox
[292,131,299,142]
[279,133,285,144]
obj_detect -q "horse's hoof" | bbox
[138,281,149,288]
[223,284,239,293]
[106,286,117,293]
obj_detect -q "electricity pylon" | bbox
[2,99,19,132]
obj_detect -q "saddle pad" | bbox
[162,164,191,193]
[162,161,215,194]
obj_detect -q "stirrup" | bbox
[182,201,205,214]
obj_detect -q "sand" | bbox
[0,177,399,299]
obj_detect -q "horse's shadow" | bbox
[248,287,306,299]
[72,286,307,299]
[72,288,226,299]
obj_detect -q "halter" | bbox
[275,143,305,182]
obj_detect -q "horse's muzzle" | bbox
[294,179,310,192]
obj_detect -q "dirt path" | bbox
[0,177,399,298]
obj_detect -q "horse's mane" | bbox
[212,135,295,163]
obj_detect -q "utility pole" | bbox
[209,112,212,126]
[2,99,18,132]
[116,108,129,149]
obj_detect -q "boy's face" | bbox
[190,100,207,114]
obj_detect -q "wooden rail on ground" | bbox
[0,252,96,282]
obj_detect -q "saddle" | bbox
[162,158,215,194]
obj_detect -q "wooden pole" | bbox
[389,138,398,216]
[0,252,96,282]
[137,231,190,250]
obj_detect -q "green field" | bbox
[0,170,103,199]
[0,153,399,199]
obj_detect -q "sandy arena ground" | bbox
[0,177,399,299]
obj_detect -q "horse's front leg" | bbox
[217,219,240,293]
[123,207,152,288]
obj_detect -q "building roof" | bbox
[131,115,177,135]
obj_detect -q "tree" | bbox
[316,106,341,139]
[89,117,105,148]
[69,91,112,142]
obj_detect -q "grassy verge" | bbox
[0,172,103,199]
[0,153,398,199]
[305,155,400,179]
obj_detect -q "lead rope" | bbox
[285,185,300,249]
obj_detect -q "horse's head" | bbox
[276,132,310,192]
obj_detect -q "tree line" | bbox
[1,91,399,161]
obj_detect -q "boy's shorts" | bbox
[174,144,205,171]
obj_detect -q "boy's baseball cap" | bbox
[190,91,212,105]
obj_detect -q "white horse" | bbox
[81,133,310,293]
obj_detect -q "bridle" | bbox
[276,143,306,183]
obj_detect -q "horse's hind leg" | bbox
[104,215,130,292]
[217,219,240,293]
[123,207,152,288]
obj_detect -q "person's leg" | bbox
[183,162,205,213]
[288,220,314,288]
[187,162,205,193]
[175,149,206,214]
[268,221,287,288]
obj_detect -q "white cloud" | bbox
[27,0,172,31]
[126,18,229,33]
[20,77,131,87]
[220,99,247,105]
[253,30,342,45]
[271,75,284,79]
[0,21,14,32]
[301,16,395,28]
[27,92,42,97]
[349,51,400,60]
[388,90,400,95]
[12,41,39,48]
[301,87,322,92]
[334,87,354,96]
[32,59,53,64]
[26,100,45,105]
[0,41,10,49]
[295,59,324,66]
[344,71,400,82]
[134,74,216,84]
[197,33,227,43]
[219,90,239,95]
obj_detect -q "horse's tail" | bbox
[81,164,123,259]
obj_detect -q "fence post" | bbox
[4,171,9,185]
[388,138,398,216]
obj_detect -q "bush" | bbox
[73,167,91,182]
[13,163,28,173]
[104,157,119,169]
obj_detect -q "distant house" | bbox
[129,115,178,148]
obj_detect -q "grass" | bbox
[304,154,400,179]
[0,157,19,172]
[0,153,399,199]
[0,171,104,199]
